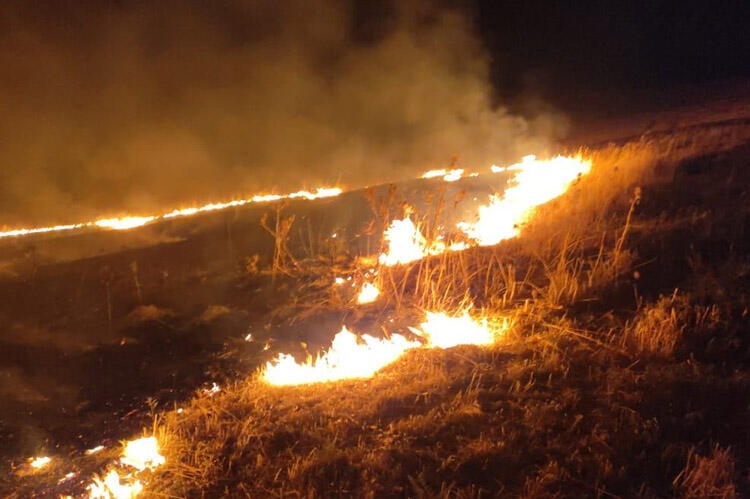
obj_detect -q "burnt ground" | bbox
[1,89,750,496]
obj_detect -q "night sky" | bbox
[1,0,748,226]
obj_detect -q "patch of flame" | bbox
[378,216,428,266]
[422,168,465,182]
[0,187,341,239]
[94,216,157,231]
[29,456,51,469]
[460,155,591,246]
[410,310,499,349]
[88,469,143,499]
[357,282,380,304]
[442,169,464,182]
[262,326,421,386]
[85,436,164,498]
[120,436,165,472]
[378,217,467,266]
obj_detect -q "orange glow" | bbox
[85,436,165,498]
[88,469,143,499]
[120,436,165,471]
[421,168,465,182]
[409,310,502,349]
[94,216,157,231]
[262,307,509,386]
[460,155,591,246]
[378,216,429,266]
[28,456,51,469]
[356,282,380,304]
[0,186,341,239]
[261,326,421,386]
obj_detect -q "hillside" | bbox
[4,114,750,497]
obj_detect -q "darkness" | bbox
[476,0,750,115]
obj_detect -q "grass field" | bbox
[7,121,750,497]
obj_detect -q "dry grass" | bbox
[674,445,738,499]
[132,126,750,497]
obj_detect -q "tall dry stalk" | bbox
[260,202,298,285]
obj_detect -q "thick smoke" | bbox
[0,0,562,226]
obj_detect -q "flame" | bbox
[459,155,591,246]
[84,436,164,498]
[377,217,468,266]
[377,216,452,266]
[378,216,428,266]
[120,436,165,471]
[0,186,341,239]
[88,470,143,499]
[410,310,500,349]
[262,326,421,386]
[28,455,51,469]
[442,169,464,182]
[422,168,465,182]
[356,282,380,304]
[94,216,157,231]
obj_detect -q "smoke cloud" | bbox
[0,0,563,227]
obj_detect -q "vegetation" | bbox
[145,128,750,497]
[5,123,749,497]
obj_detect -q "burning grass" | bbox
[7,122,750,497]
[137,130,750,497]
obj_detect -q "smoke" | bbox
[0,0,563,226]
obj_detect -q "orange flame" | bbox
[459,155,591,246]
[356,282,380,304]
[0,187,342,239]
[261,326,421,386]
[28,455,52,470]
[409,310,503,349]
[85,436,165,499]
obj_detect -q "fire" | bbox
[0,186,341,239]
[378,216,451,266]
[88,470,143,499]
[120,436,165,471]
[28,455,52,469]
[422,168,465,182]
[459,155,591,246]
[378,216,428,266]
[94,216,157,231]
[410,310,500,349]
[261,326,421,386]
[84,436,164,498]
[357,282,380,304]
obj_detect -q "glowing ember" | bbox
[94,216,156,231]
[28,456,51,469]
[120,437,165,472]
[88,469,143,499]
[460,155,591,246]
[262,326,421,386]
[357,282,380,304]
[411,310,497,349]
